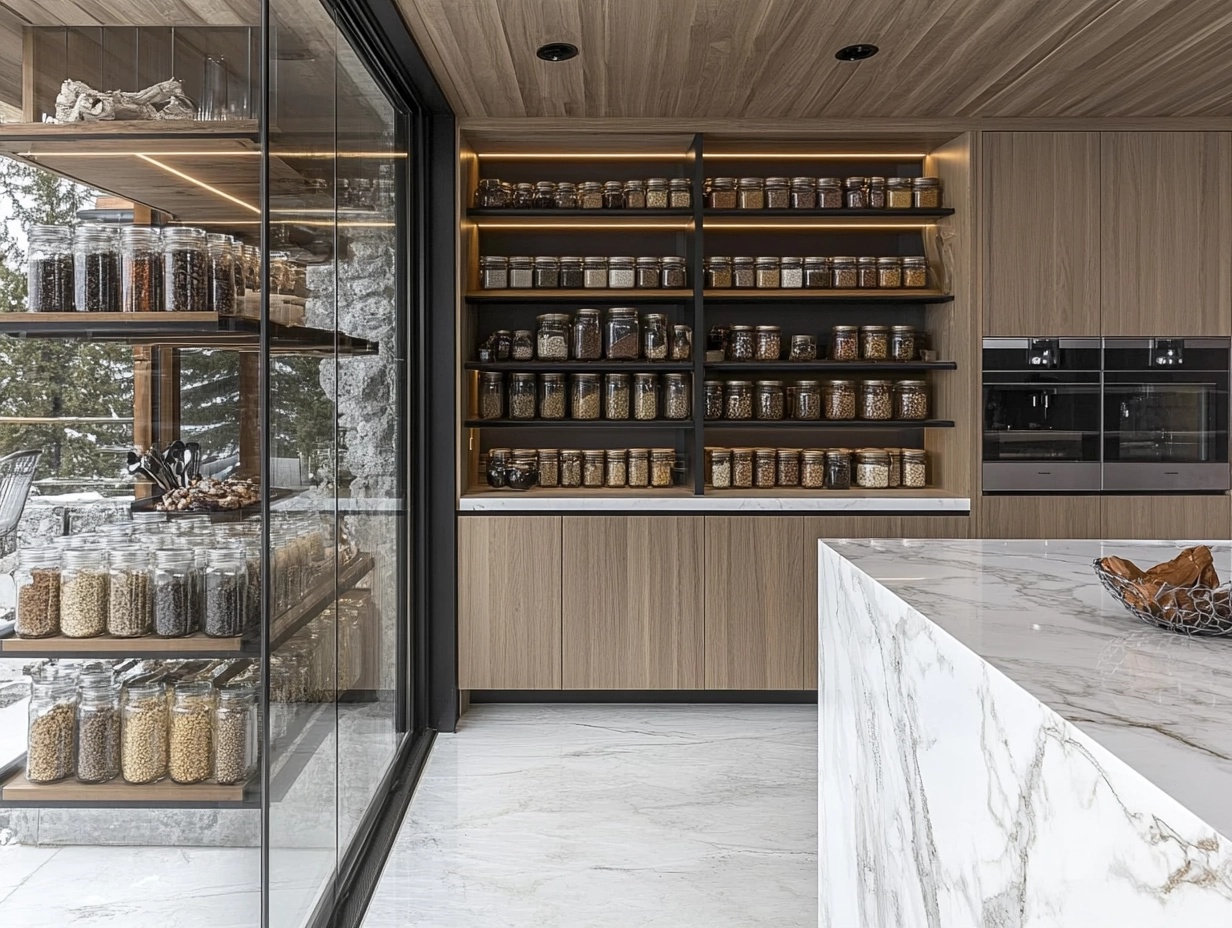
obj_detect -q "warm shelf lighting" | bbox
[705,221,936,230]
[137,154,260,214]
[474,152,688,161]
[473,221,692,230]
[704,152,928,160]
[19,150,405,158]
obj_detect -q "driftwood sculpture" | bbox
[53,78,196,123]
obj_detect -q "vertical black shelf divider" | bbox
[689,133,706,496]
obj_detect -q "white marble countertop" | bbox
[459,493,971,513]
[825,538,1232,838]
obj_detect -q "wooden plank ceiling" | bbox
[395,0,1232,118]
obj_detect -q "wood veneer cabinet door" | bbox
[561,516,704,690]
[457,516,562,689]
[705,517,804,691]
[984,132,1101,336]
[1101,132,1232,336]
[1101,496,1232,540]
[980,496,1102,539]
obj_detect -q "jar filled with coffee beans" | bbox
[633,372,660,420]
[755,381,785,420]
[76,668,120,784]
[855,449,892,489]
[605,373,631,420]
[754,448,777,488]
[627,449,650,488]
[725,380,753,420]
[27,670,77,783]
[895,380,930,420]
[73,224,120,313]
[651,449,675,487]
[606,307,640,359]
[540,373,566,419]
[902,449,928,488]
[795,381,822,420]
[119,226,161,313]
[205,548,246,637]
[824,380,856,420]
[478,371,505,420]
[14,546,61,638]
[860,325,889,360]
[643,313,669,359]
[755,325,781,361]
[213,684,257,785]
[826,449,852,489]
[571,373,601,420]
[777,449,801,486]
[28,224,75,312]
[161,226,208,312]
[710,448,732,489]
[107,546,151,638]
[663,373,691,419]
[169,680,214,785]
[153,547,199,637]
[890,325,917,361]
[60,548,108,638]
[571,308,602,359]
[801,450,826,489]
[536,313,570,360]
[705,380,725,420]
[508,373,537,420]
[122,681,168,784]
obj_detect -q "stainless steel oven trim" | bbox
[983,338,1102,350]
[1102,462,1231,493]
[982,462,1102,493]
[1103,337,1230,350]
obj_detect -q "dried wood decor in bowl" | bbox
[1094,545,1232,636]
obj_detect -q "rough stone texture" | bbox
[23,809,259,847]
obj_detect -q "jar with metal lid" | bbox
[513,183,534,208]
[790,334,817,361]
[503,258,537,292]
[855,449,891,489]
[890,325,916,361]
[60,548,108,638]
[107,547,151,638]
[605,449,627,487]
[559,256,584,288]
[536,313,570,360]
[491,330,513,361]
[705,256,733,288]
[169,680,214,785]
[628,449,650,487]
[830,325,858,361]
[755,380,785,420]
[121,681,168,784]
[76,669,120,784]
[706,448,730,489]
[554,182,578,209]
[895,380,930,420]
[213,685,257,785]
[534,256,560,288]
[608,256,636,289]
[579,182,604,209]
[669,178,692,209]
[153,547,199,637]
[902,256,928,288]
[832,257,857,288]
[243,244,260,293]
[860,380,894,420]
[671,324,692,360]
[643,313,669,359]
[779,256,803,288]
[478,371,504,419]
[480,256,508,289]
[633,372,660,420]
[606,307,640,359]
[161,226,208,312]
[817,177,842,209]
[824,380,856,419]
[205,548,246,638]
[733,255,756,288]
[623,179,647,209]
[877,256,903,288]
[708,177,738,209]
[475,178,508,208]
[755,325,781,361]
[754,448,777,487]
[205,233,237,316]
[663,373,691,419]
[730,448,753,488]
[913,176,941,208]
[790,177,817,209]
[738,177,765,210]
[795,381,822,420]
[755,256,781,289]
[777,449,801,486]
[650,449,675,487]
[537,450,560,488]
[604,373,631,420]
[826,449,852,489]
[705,380,725,420]
[646,178,669,209]
[73,224,119,313]
[885,448,903,488]
[571,308,602,359]
[725,380,753,419]
[603,180,624,209]
[570,373,601,419]
[728,325,755,361]
[14,546,61,638]
[804,256,832,288]
[560,450,583,487]
[511,329,534,361]
[764,177,790,209]
[27,224,74,312]
[857,256,878,288]
[902,449,927,487]
[886,176,913,208]
[860,325,889,360]
[843,177,868,209]
[800,450,827,488]
[635,256,662,289]
[583,450,605,487]
[867,176,887,209]
[28,671,77,784]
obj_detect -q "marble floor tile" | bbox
[360,704,818,928]
[0,844,60,903]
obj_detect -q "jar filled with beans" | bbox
[663,373,691,419]
[754,449,777,488]
[60,548,108,638]
[571,308,602,359]
[571,373,601,420]
[169,681,214,785]
[560,450,583,488]
[27,671,77,784]
[826,450,852,489]
[705,380,725,420]
[540,373,566,419]
[14,546,61,638]
[858,257,878,289]
[646,178,669,209]
[755,325,781,361]
[122,681,168,784]
[606,307,640,359]
[708,177,738,209]
[832,257,858,289]
[726,380,753,420]
[902,256,928,288]
[633,373,660,420]
[801,450,826,488]
[886,177,913,208]
[636,256,661,289]
[755,381,785,420]
[890,326,916,361]
[824,380,856,420]
[213,685,257,786]
[643,313,669,359]
[755,256,781,289]
[728,325,755,361]
[651,449,675,487]
[709,448,732,489]
[628,449,650,488]
[860,380,894,420]
[536,313,570,360]
[661,256,688,288]
[107,546,151,638]
[583,450,605,488]
[76,669,120,784]
[478,372,504,420]
[605,449,627,488]
[580,182,604,209]
[830,325,858,361]
[731,448,754,488]
[790,177,817,209]
[902,449,928,488]
[860,325,889,360]
[895,380,930,420]
[804,256,831,288]
[624,179,647,209]
[818,177,842,209]
[537,450,560,487]
[855,449,891,489]
[705,256,733,288]
[605,373,631,420]
[733,256,756,288]
[777,449,801,487]
[508,373,537,419]
[877,257,902,288]
[795,381,822,420]
[738,177,766,210]
[512,329,534,361]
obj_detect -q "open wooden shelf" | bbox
[465,419,693,429]
[703,486,961,498]
[705,419,954,428]
[464,360,694,372]
[270,552,374,649]
[468,289,694,303]
[703,289,952,303]
[463,485,695,499]
[468,209,692,226]
[705,360,958,372]
[0,632,244,659]
[703,208,953,224]
[0,763,254,808]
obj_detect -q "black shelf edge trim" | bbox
[468,293,692,304]
[463,361,695,372]
[703,208,954,218]
[702,292,955,304]
[468,209,693,218]
[463,419,693,428]
[704,419,954,428]
[704,361,958,371]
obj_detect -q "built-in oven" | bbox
[1102,338,1230,492]
[983,338,1103,492]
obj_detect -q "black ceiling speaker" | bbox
[536,43,579,62]
[835,44,879,61]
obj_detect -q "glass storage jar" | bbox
[876,256,902,288]
[860,380,894,420]
[755,256,781,289]
[913,176,941,208]
[27,671,77,784]
[708,177,737,209]
[704,380,725,420]
[635,256,661,289]
[661,256,687,288]
[571,308,602,359]
[824,380,856,419]
[169,681,214,785]
[730,448,753,488]
[27,224,74,312]
[643,313,669,360]
[832,257,857,288]
[76,669,120,784]
[890,325,916,361]
[830,325,858,361]
[709,449,732,489]
[603,181,624,209]
[738,177,765,210]
[60,548,108,638]
[161,226,208,312]
[790,334,817,361]
[512,329,534,361]
[13,546,61,638]
[843,176,867,208]
[560,449,583,487]
[705,256,733,288]
[725,380,753,419]
[790,176,817,209]
[534,256,560,288]
[780,256,803,288]
[860,325,889,360]
[153,547,199,637]
[795,380,822,420]
[826,449,852,489]
[902,256,928,288]
[902,449,927,488]
[475,178,507,208]
[107,546,151,638]
[765,177,790,209]
[886,176,913,208]
[606,307,640,359]
[646,178,669,209]
[534,181,557,208]
[206,233,237,316]
[537,449,560,487]
[214,685,257,785]
[536,313,570,360]
[559,256,584,288]
[604,373,631,420]
[633,372,660,420]
[513,183,534,208]
[669,178,692,209]
[855,449,891,489]
[583,450,605,487]
[623,179,647,209]
[858,256,878,288]
[554,182,578,209]
[671,324,692,360]
[122,681,168,784]
[867,176,887,209]
[800,450,826,488]
[508,256,534,289]
[605,449,627,487]
[895,380,930,420]
[608,256,635,289]
[73,224,120,313]
[508,373,537,419]
[478,371,505,420]
[480,256,508,289]
[651,449,675,488]
[627,449,650,487]
[728,325,755,361]
[733,256,756,288]
[571,373,601,419]
[755,325,781,361]
[579,181,603,209]
[886,447,903,488]
[663,373,691,419]
[205,548,246,637]
[804,256,832,288]
[777,449,801,486]
[754,448,777,487]
[817,177,842,209]
[755,380,785,420]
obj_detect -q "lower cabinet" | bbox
[561,516,704,689]
[981,496,1101,539]
[458,515,562,690]
[1101,495,1232,540]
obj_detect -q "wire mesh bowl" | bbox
[1093,559,1232,636]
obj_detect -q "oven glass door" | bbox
[983,378,1102,463]
[1102,378,1226,464]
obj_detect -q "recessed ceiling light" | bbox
[835,43,879,61]
[536,42,579,62]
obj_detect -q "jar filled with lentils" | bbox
[795,381,822,420]
[705,381,725,420]
[801,450,826,489]
[755,325,781,361]
[571,308,602,359]
[890,325,916,361]
[536,313,570,360]
[733,256,756,289]
[830,326,858,361]
[777,449,801,486]
[765,177,790,209]
[651,449,675,487]
[478,371,504,420]
[705,256,733,288]
[671,178,693,209]
[824,380,857,420]
[832,257,858,289]
[605,373,631,420]
[14,546,61,638]
[60,548,108,638]
[583,256,608,288]
[728,325,755,361]
[804,256,831,288]
[633,372,660,420]
[605,449,627,487]
[663,373,691,419]
[122,681,168,784]
[738,177,765,210]
[571,373,601,420]
[646,178,669,209]
[755,256,781,289]
[877,256,902,288]
[27,671,77,784]
[628,449,650,487]
[913,176,941,208]
[583,450,605,487]
[895,380,930,420]
[860,380,894,420]
[754,448,777,488]
[731,448,754,488]
[855,449,891,489]
[826,449,852,489]
[560,450,583,487]
[887,177,913,208]
[902,256,928,288]
[780,256,803,288]
[902,449,928,488]
[76,668,120,784]
[860,325,889,360]
[725,381,753,420]
[755,381,785,420]
[857,256,878,289]
[580,182,603,209]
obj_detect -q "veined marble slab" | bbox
[459,494,971,513]
[819,539,1232,928]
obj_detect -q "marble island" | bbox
[819,539,1232,928]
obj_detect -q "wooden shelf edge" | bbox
[704,361,958,371]
[702,289,953,302]
[464,419,694,428]
[706,419,954,428]
[0,759,254,808]
[269,552,375,650]
[467,289,694,303]
[0,633,246,658]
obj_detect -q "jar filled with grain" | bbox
[583,256,608,288]
[204,548,246,637]
[513,183,535,208]
[663,373,691,419]
[886,447,903,488]
[895,380,930,420]
[890,325,917,362]
[731,448,754,488]
[603,181,625,209]
[725,380,753,420]
[570,373,601,420]
[60,548,108,638]
[555,183,578,209]
[559,256,584,288]
[560,450,584,488]
[533,256,560,288]
[804,256,832,288]
[512,329,534,361]
[877,256,903,288]
[867,176,887,209]
[604,373,631,420]
[571,308,602,359]
[790,334,817,361]
[826,449,852,489]
[671,324,692,360]
[606,307,640,359]
[860,380,894,420]
[646,178,669,209]
[795,381,822,420]
[27,671,77,783]
[755,380,785,420]
[27,224,74,312]
[643,313,669,360]
[754,448,777,488]
[765,177,790,209]
[738,177,765,210]
[733,256,756,289]
[213,685,257,786]
[824,380,857,419]
[633,372,660,420]
[73,224,120,313]
[623,179,647,209]
[912,176,941,208]
[708,177,738,209]
[107,546,151,638]
[728,325,755,361]
[705,256,733,289]
[14,546,61,638]
[855,449,892,489]
[507,256,534,289]
[705,380,725,420]
[832,257,858,289]
[76,668,120,784]
[537,450,560,488]
[800,450,826,488]
[661,256,687,288]
[755,325,782,361]
[902,256,929,288]
[818,177,842,209]
[843,176,868,209]
[635,256,662,289]
[605,449,628,487]
[830,326,858,361]
[628,449,650,487]
[583,450,605,487]
[790,177,817,209]
[857,256,878,288]
[669,178,693,209]
[480,256,508,289]
[152,547,199,637]
[609,256,636,289]
[536,313,570,360]
[755,256,781,289]
[886,177,913,209]
[777,449,801,486]
[780,256,804,288]
[121,681,168,784]
[902,449,928,488]
[161,226,209,312]
[579,181,604,209]
[860,325,890,360]
[169,681,214,785]
[651,449,676,487]
[478,371,505,420]
[709,448,732,489]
